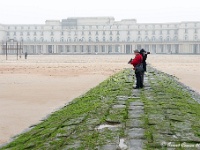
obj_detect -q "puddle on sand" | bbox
[119,138,128,150]
[96,124,119,130]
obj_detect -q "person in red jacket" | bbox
[129,50,144,89]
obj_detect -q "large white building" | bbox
[0,17,200,54]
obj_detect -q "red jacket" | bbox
[131,54,143,67]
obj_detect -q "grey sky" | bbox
[0,0,200,24]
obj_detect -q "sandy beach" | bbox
[0,54,200,145]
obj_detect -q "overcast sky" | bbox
[0,0,200,24]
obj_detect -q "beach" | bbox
[0,54,200,145]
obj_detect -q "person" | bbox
[140,49,148,72]
[25,52,28,59]
[129,50,144,89]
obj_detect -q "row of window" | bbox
[9,29,198,36]
[7,23,200,30]
[10,35,198,42]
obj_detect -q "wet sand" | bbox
[0,54,200,145]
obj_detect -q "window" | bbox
[185,35,188,41]
[74,37,77,42]
[82,37,85,42]
[195,29,198,34]
[167,30,170,34]
[82,31,84,35]
[96,31,98,35]
[152,30,155,35]
[15,26,17,30]
[194,35,198,41]
[27,32,30,36]
[96,37,99,42]
[110,31,112,35]
[34,37,37,42]
[8,26,10,30]
[159,36,163,41]
[35,26,37,30]
[14,32,16,36]
[89,31,91,35]
[34,32,37,36]
[152,36,156,41]
[95,46,98,53]
[138,31,141,35]
[61,32,64,35]
[52,26,54,29]
[127,37,130,42]
[160,30,162,34]
[51,37,54,42]
[89,37,92,42]
[138,36,141,41]
[175,30,178,34]
[103,31,106,35]
[166,36,170,41]
[20,32,23,36]
[117,37,120,42]
[174,36,178,41]
[117,31,120,35]
[41,32,44,36]
[185,29,188,33]
[110,37,113,42]
[51,32,54,36]
[96,26,98,29]
[28,26,30,30]
[21,27,24,30]
[127,31,130,35]
[145,31,148,35]
[61,37,64,42]
[103,37,106,42]
[144,36,149,41]
[40,37,44,42]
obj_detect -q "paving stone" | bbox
[175,132,200,142]
[126,119,143,128]
[171,122,192,130]
[127,139,144,150]
[115,100,126,105]
[99,144,119,150]
[129,102,144,106]
[148,114,165,125]
[126,128,145,139]
[152,133,180,143]
[63,141,81,149]
[128,112,143,119]
[112,105,126,109]
[129,106,144,111]
[116,96,129,101]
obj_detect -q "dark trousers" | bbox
[135,72,143,88]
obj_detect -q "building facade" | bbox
[0,17,200,54]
